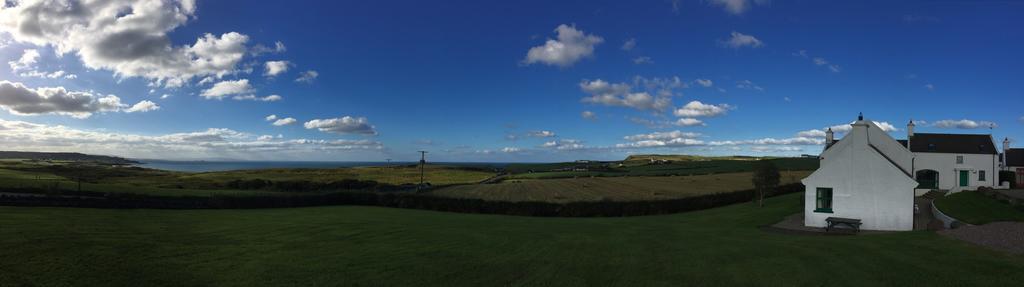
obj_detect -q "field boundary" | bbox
[0,183,803,217]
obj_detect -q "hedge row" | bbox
[0,183,804,217]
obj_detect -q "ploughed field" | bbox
[432,171,811,202]
[1,193,1022,286]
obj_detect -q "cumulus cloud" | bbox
[931,119,997,129]
[272,117,297,126]
[8,49,39,72]
[527,130,557,138]
[719,31,763,49]
[0,118,383,160]
[623,130,701,142]
[501,147,522,153]
[522,24,603,67]
[124,100,160,113]
[264,61,290,76]
[232,95,282,102]
[0,81,154,118]
[621,38,636,51]
[750,146,803,153]
[265,114,278,121]
[540,139,586,150]
[201,79,254,99]
[674,118,705,126]
[295,70,319,83]
[797,121,900,139]
[709,0,769,15]
[304,116,377,135]
[673,101,733,117]
[693,79,713,87]
[581,110,597,120]
[579,79,674,112]
[0,0,253,87]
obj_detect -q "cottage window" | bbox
[956,156,964,164]
[815,188,833,213]
[979,170,986,181]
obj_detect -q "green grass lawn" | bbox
[934,191,1024,225]
[1,193,1021,286]
[507,158,818,179]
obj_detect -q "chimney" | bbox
[907,119,915,149]
[1004,138,1011,169]
[825,127,834,146]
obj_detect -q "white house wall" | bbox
[802,123,917,231]
[913,152,997,190]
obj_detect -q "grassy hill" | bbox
[0,151,138,164]
[1,193,1020,286]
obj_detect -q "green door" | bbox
[959,170,969,187]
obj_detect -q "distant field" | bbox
[433,171,811,203]
[1,193,1021,286]
[0,160,495,196]
[506,157,818,179]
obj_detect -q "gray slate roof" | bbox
[1006,149,1024,167]
[900,133,997,155]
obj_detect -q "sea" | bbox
[134,160,512,172]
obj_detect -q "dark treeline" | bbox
[0,183,804,217]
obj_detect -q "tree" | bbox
[752,161,781,207]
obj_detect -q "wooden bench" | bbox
[825,217,862,233]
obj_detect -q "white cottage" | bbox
[802,116,919,231]
[900,121,999,193]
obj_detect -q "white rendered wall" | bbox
[802,122,917,231]
[913,152,997,190]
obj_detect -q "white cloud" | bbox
[272,117,297,126]
[523,24,603,67]
[621,38,636,51]
[673,101,733,117]
[709,0,768,15]
[693,79,713,87]
[735,80,764,91]
[931,119,997,129]
[623,130,701,142]
[296,70,319,83]
[251,41,287,55]
[0,80,132,118]
[160,94,172,100]
[501,147,522,153]
[924,84,935,91]
[201,79,254,99]
[527,130,557,138]
[0,118,383,160]
[0,0,252,87]
[674,118,705,126]
[540,139,585,150]
[304,116,377,135]
[709,137,823,146]
[581,110,597,120]
[124,100,160,113]
[719,31,763,49]
[750,146,803,153]
[632,56,653,64]
[797,129,827,138]
[265,114,278,121]
[616,138,705,148]
[8,49,39,72]
[579,79,673,112]
[232,94,282,102]
[264,61,290,77]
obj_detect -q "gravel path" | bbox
[939,222,1024,255]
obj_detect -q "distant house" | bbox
[1002,138,1024,187]
[802,116,918,231]
[898,121,999,193]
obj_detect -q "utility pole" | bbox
[386,158,392,168]
[418,151,428,186]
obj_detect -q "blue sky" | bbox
[0,0,1022,162]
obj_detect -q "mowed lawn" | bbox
[181,165,495,186]
[2,193,1021,286]
[433,171,810,202]
[934,191,1024,225]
